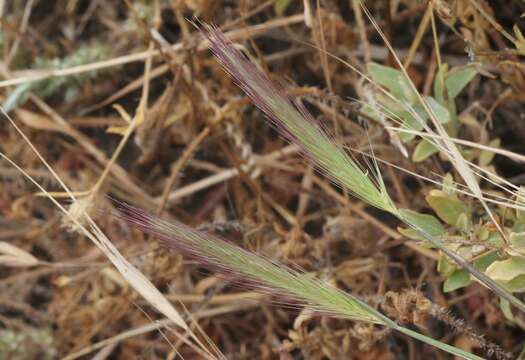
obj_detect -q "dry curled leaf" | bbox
[497,60,525,94]
[381,290,432,328]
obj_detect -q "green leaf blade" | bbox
[445,66,477,99]
[412,139,439,162]
[367,62,417,103]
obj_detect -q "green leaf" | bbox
[441,173,455,195]
[433,64,448,104]
[444,269,471,292]
[361,104,383,122]
[478,224,490,241]
[506,275,525,292]
[399,116,422,142]
[510,232,525,253]
[487,257,525,281]
[474,251,499,272]
[426,190,469,226]
[398,227,426,241]
[274,0,293,15]
[3,44,110,112]
[486,257,525,292]
[412,139,439,162]
[398,107,428,142]
[367,62,417,103]
[438,256,457,277]
[445,66,477,99]
[455,213,471,233]
[398,209,445,237]
[2,83,32,112]
[511,221,525,233]
[425,96,450,124]
[443,252,498,292]
[479,138,500,166]
[487,231,505,248]
[500,298,515,322]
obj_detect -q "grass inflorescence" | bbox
[115,24,501,360]
[3,2,522,358]
[203,25,396,214]
[117,202,387,324]
[202,23,525,316]
[116,201,483,360]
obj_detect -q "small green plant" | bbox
[364,61,525,318]
[402,173,525,313]
[274,0,293,16]
[0,328,56,359]
[2,44,110,112]
[364,62,481,162]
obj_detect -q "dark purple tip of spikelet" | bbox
[202,25,276,109]
[115,202,228,271]
[202,25,303,138]
[115,203,288,289]
[114,202,315,309]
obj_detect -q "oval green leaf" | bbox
[398,208,445,237]
[412,139,439,162]
[444,269,471,292]
[446,66,478,99]
[426,190,469,226]
[425,96,450,124]
[367,62,416,103]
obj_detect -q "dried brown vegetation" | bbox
[1,0,525,359]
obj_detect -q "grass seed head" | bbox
[62,195,97,232]
[117,202,387,325]
[202,25,397,214]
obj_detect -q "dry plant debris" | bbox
[1,0,525,359]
